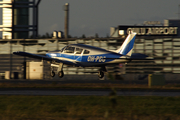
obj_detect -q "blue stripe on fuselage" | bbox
[46,52,123,65]
[46,53,82,62]
[82,53,122,63]
[46,53,61,58]
[61,53,74,60]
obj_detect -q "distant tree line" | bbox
[29,32,110,39]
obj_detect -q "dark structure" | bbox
[0,0,41,39]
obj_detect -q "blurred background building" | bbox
[1,34,180,80]
[0,0,41,39]
[110,19,180,37]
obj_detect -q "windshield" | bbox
[64,46,75,53]
[60,46,66,52]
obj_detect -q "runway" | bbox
[0,88,180,97]
[0,78,180,97]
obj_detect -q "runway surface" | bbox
[0,79,180,96]
[0,88,180,96]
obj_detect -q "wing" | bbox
[13,51,77,65]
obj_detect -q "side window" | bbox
[84,50,90,54]
[75,48,83,54]
[64,46,75,53]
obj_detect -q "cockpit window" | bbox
[83,50,90,54]
[64,46,75,53]
[75,48,83,54]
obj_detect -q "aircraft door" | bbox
[81,49,90,63]
[74,47,83,61]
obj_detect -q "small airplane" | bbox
[13,32,149,79]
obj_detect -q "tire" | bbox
[50,71,55,77]
[58,71,64,78]
[98,71,104,78]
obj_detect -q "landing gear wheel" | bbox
[98,71,104,78]
[50,71,55,77]
[58,71,64,78]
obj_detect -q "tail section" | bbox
[115,33,136,56]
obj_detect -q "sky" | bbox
[1,0,180,37]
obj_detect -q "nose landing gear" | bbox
[50,70,55,77]
[50,63,64,78]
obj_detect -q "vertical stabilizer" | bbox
[115,33,136,56]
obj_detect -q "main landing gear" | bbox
[98,66,107,79]
[50,70,55,77]
[50,64,107,79]
[98,71,104,78]
[50,63,64,78]
[58,71,64,78]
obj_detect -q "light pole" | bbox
[64,3,69,39]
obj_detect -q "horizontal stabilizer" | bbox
[104,53,152,60]
[129,53,148,59]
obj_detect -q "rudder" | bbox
[115,33,136,56]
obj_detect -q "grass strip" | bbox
[0,95,180,120]
[1,82,180,90]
